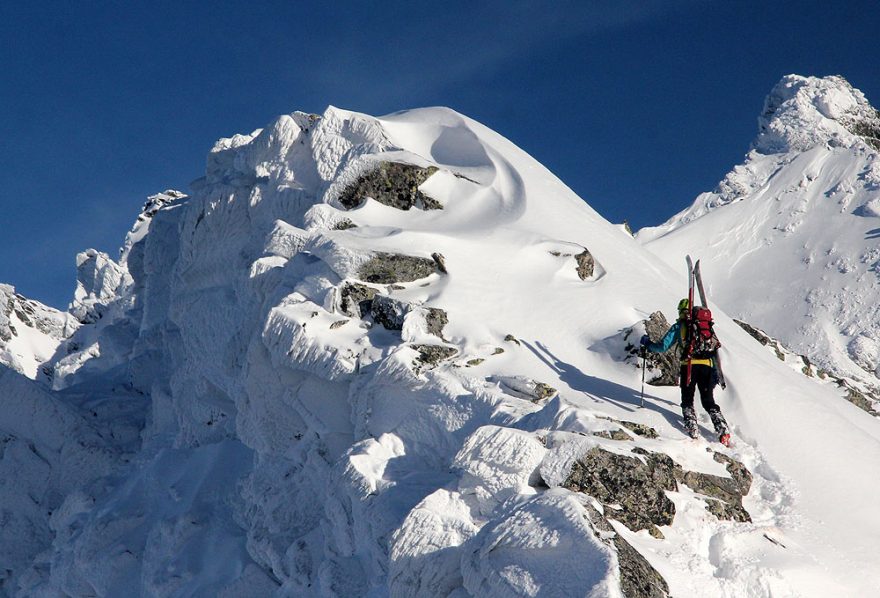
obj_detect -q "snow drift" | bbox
[2,100,880,597]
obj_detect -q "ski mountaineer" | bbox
[640,298,731,445]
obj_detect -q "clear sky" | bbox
[2,0,878,308]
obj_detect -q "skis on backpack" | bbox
[685,256,696,387]
[693,259,726,389]
[692,258,732,447]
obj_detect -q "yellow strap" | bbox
[682,358,713,366]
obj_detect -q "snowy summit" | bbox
[2,85,880,597]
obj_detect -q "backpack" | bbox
[685,306,721,358]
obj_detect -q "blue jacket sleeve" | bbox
[647,322,680,354]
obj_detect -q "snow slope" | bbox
[639,75,880,402]
[2,103,880,596]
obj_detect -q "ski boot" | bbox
[709,410,731,446]
[682,407,699,439]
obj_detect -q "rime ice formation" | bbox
[640,75,880,408]
[2,101,880,597]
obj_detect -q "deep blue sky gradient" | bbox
[2,0,878,308]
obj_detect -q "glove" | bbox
[639,335,650,347]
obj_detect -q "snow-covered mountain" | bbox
[639,75,880,412]
[3,103,880,597]
[0,284,76,379]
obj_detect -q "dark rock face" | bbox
[618,420,659,439]
[842,106,880,150]
[563,447,678,538]
[332,218,357,230]
[842,383,879,415]
[593,429,633,441]
[370,295,409,331]
[734,320,785,361]
[358,253,437,284]
[582,502,670,598]
[680,452,752,523]
[339,283,378,318]
[337,162,441,210]
[424,307,448,339]
[563,447,753,540]
[576,249,595,280]
[641,311,680,386]
[410,344,458,367]
[430,252,447,274]
[735,319,880,416]
[532,383,557,401]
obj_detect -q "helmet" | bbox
[677,298,690,313]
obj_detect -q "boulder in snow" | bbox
[337,161,441,210]
[358,252,438,284]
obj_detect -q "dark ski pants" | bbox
[679,364,720,414]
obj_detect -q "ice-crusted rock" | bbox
[264,220,310,259]
[389,489,477,598]
[452,426,545,515]
[460,490,618,598]
[755,74,880,154]
[0,368,129,592]
[70,249,131,324]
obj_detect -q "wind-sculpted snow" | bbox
[4,100,880,597]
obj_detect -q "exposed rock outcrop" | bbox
[337,162,441,210]
[735,318,880,416]
[358,252,438,284]
[562,446,752,540]
[582,503,670,598]
[370,295,409,331]
[575,249,595,280]
[410,343,458,368]
[338,282,378,318]
[563,447,678,538]
[636,311,679,386]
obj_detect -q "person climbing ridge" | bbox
[640,297,731,445]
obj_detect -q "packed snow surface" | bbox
[2,98,880,597]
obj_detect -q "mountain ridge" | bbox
[2,100,880,596]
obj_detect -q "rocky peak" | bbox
[754,74,880,154]
[137,189,187,222]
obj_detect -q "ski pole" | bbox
[640,347,646,408]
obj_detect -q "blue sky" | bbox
[1,0,878,308]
